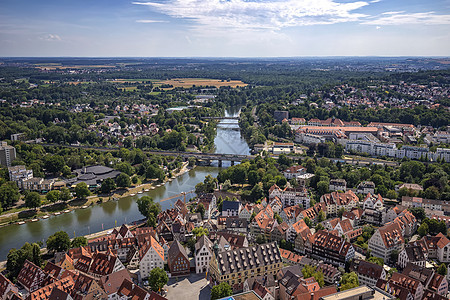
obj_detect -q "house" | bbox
[72,273,107,300]
[56,254,74,270]
[195,235,213,273]
[376,279,414,300]
[117,279,167,300]
[215,232,249,249]
[279,249,302,265]
[0,273,19,300]
[270,222,289,243]
[222,201,241,217]
[243,275,277,300]
[197,193,217,219]
[283,165,306,180]
[238,205,252,221]
[268,185,311,209]
[316,263,341,285]
[436,232,450,263]
[395,183,423,194]
[402,263,448,296]
[17,260,47,293]
[351,260,386,287]
[383,205,408,224]
[298,203,327,224]
[100,269,132,300]
[363,193,383,210]
[138,235,164,279]
[225,218,248,233]
[268,197,283,214]
[322,285,394,300]
[394,210,418,237]
[389,272,424,300]
[88,251,125,278]
[368,222,405,262]
[278,270,334,300]
[112,224,134,240]
[329,179,346,192]
[167,240,190,276]
[280,205,302,225]
[287,219,310,243]
[8,165,33,190]
[357,181,376,195]
[320,190,359,217]
[209,242,283,292]
[27,275,75,300]
[306,230,355,268]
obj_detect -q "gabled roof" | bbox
[222,200,240,211]
[100,269,131,296]
[28,276,75,300]
[168,240,188,263]
[43,262,63,280]
[88,252,119,276]
[195,235,213,256]
[17,260,46,292]
[138,235,164,261]
[377,222,404,248]
[0,273,17,300]
[356,260,384,279]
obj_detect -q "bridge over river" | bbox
[41,144,255,166]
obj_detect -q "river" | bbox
[0,107,250,259]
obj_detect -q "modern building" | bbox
[0,141,16,167]
[8,165,33,189]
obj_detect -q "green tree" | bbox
[25,192,41,209]
[137,196,161,227]
[390,250,399,263]
[71,236,88,248]
[256,234,266,244]
[148,267,169,291]
[418,223,429,237]
[7,242,42,280]
[101,178,116,194]
[315,223,325,231]
[316,181,329,196]
[116,173,131,188]
[192,227,209,237]
[274,213,283,224]
[60,187,72,201]
[317,210,326,222]
[303,217,312,228]
[386,190,398,200]
[44,155,65,175]
[0,181,20,208]
[46,190,60,203]
[75,182,91,199]
[196,203,205,219]
[409,207,426,221]
[339,272,359,291]
[302,265,325,287]
[337,207,346,218]
[437,263,447,276]
[46,231,71,252]
[367,257,384,266]
[211,282,232,300]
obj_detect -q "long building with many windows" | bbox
[209,242,283,292]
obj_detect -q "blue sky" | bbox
[0,0,449,57]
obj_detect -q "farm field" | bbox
[156,78,247,88]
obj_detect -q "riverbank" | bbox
[0,162,191,228]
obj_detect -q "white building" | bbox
[138,236,165,279]
[368,222,404,262]
[357,181,375,195]
[269,184,311,209]
[8,165,33,189]
[194,235,213,273]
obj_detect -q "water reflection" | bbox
[0,107,251,259]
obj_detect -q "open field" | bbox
[34,64,116,70]
[156,78,247,88]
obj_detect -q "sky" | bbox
[0,0,449,57]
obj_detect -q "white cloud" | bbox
[39,34,61,41]
[136,19,168,23]
[370,0,381,3]
[362,11,450,25]
[132,0,369,31]
[376,26,381,29]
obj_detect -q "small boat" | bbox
[138,191,143,194]
[54,212,61,216]
[17,221,26,225]
[171,176,176,179]
[150,187,155,190]
[41,215,49,219]
[130,193,136,196]
[144,189,149,192]
[81,205,88,209]
[31,219,39,222]
[64,210,70,213]
[156,184,161,187]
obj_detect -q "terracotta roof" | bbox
[100,269,131,296]
[356,260,384,279]
[378,222,404,248]
[279,249,302,263]
[390,272,421,293]
[435,232,450,249]
[17,260,47,292]
[88,252,120,276]
[0,273,17,300]
[168,240,188,264]
[43,262,63,280]
[28,276,75,300]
